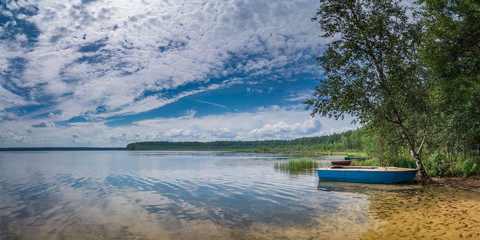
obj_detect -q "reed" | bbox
[274,158,319,171]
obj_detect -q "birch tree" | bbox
[306,0,430,179]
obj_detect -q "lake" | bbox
[1,151,479,239]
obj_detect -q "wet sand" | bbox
[362,185,480,239]
[432,177,480,192]
[241,183,480,240]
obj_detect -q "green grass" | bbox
[274,158,319,172]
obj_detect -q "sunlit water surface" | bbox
[1,151,479,239]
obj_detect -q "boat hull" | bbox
[344,156,367,160]
[317,167,418,184]
[331,160,352,165]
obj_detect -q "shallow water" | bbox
[0,151,479,239]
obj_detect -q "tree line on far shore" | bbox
[126,129,364,153]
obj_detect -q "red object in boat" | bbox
[331,160,352,165]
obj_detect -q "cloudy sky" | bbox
[0,0,357,147]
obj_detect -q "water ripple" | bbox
[1,151,448,239]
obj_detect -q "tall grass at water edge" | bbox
[274,158,319,172]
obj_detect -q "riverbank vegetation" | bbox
[305,0,480,180]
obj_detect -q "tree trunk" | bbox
[396,124,430,181]
[409,149,429,181]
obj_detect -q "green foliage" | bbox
[307,0,425,123]
[420,0,480,163]
[305,0,480,179]
[350,156,415,168]
[391,156,417,169]
[307,0,431,178]
[460,158,480,178]
[350,158,379,167]
[449,163,462,178]
[424,150,480,178]
[424,150,450,177]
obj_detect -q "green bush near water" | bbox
[349,158,379,167]
[423,152,480,179]
[389,156,417,169]
[350,156,416,169]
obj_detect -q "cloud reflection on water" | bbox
[1,151,432,239]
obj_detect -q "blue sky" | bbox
[0,0,357,147]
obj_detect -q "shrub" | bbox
[425,150,450,177]
[392,156,417,168]
[349,158,379,166]
[460,158,480,178]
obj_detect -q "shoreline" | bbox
[431,177,480,193]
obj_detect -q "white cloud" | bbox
[31,121,56,128]
[249,118,322,139]
[0,0,356,147]
[0,85,31,110]
[191,99,229,110]
[287,90,314,103]
[2,0,323,120]
[0,112,18,121]
[0,105,358,147]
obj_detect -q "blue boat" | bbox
[317,166,418,184]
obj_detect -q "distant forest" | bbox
[126,129,364,154]
[0,147,125,151]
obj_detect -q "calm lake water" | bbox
[1,151,480,240]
